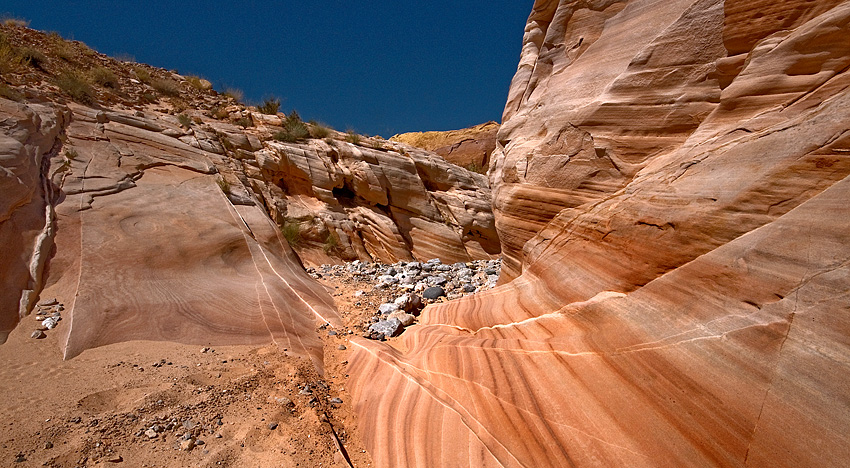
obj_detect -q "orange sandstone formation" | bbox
[349,1,850,466]
[391,121,500,170]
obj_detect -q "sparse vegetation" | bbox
[235,116,253,128]
[141,92,156,103]
[324,137,336,146]
[274,112,309,142]
[216,177,231,193]
[0,33,25,74]
[222,88,243,102]
[0,83,22,101]
[152,78,180,96]
[47,32,74,61]
[55,71,95,104]
[308,120,331,139]
[2,17,30,27]
[112,53,135,63]
[211,106,229,120]
[345,130,361,145]
[177,114,192,127]
[19,47,46,69]
[465,162,487,174]
[281,219,302,247]
[65,148,79,160]
[323,231,340,254]
[133,67,152,84]
[257,97,280,115]
[185,75,209,91]
[90,66,119,88]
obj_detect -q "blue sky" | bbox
[0,1,531,136]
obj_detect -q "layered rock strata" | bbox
[248,135,500,266]
[350,1,850,466]
[391,121,499,170]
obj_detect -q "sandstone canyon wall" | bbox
[350,1,850,466]
[0,27,498,360]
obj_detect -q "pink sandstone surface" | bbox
[349,0,850,466]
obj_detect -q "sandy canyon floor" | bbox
[0,271,416,468]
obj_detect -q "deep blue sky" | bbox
[0,1,531,136]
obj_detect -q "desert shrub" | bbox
[216,177,231,193]
[78,42,97,57]
[0,34,23,74]
[185,75,209,91]
[465,162,486,174]
[55,71,94,104]
[141,92,157,103]
[112,53,135,62]
[308,120,331,138]
[133,67,151,84]
[281,220,302,247]
[0,83,22,101]
[2,17,29,27]
[19,47,46,69]
[323,231,340,254]
[345,130,360,145]
[324,137,336,146]
[177,113,192,127]
[234,116,253,128]
[152,78,180,96]
[274,116,309,142]
[211,106,229,120]
[90,66,118,88]
[222,88,243,102]
[257,97,280,115]
[65,148,79,159]
[47,32,74,61]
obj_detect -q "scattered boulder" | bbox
[30,330,46,339]
[388,312,416,327]
[369,318,402,339]
[423,287,446,300]
[179,438,195,451]
[378,303,400,315]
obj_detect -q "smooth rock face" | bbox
[1,100,340,363]
[350,1,850,467]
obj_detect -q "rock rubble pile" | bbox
[30,298,64,340]
[307,258,501,340]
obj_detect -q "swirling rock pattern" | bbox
[350,1,850,466]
